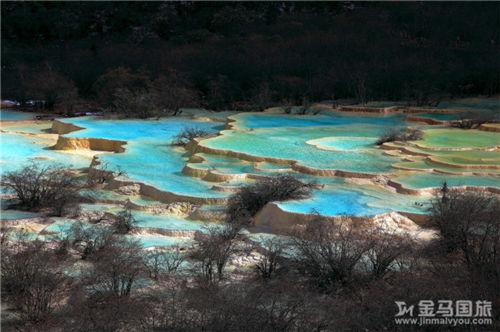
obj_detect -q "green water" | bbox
[420,128,499,149]
[202,126,397,173]
[394,173,500,189]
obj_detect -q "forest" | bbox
[2,1,499,113]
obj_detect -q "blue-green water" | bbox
[0,109,39,121]
[0,133,90,176]
[394,173,500,189]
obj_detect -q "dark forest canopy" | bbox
[2,1,499,112]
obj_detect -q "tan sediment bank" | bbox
[51,119,85,134]
[182,164,248,183]
[105,176,227,205]
[386,179,500,196]
[52,136,127,152]
[252,202,435,238]
[51,119,127,153]
[426,156,500,170]
[479,123,500,133]
[405,116,447,125]
[132,228,197,238]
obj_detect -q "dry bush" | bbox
[375,127,423,145]
[1,240,70,323]
[430,188,500,286]
[171,126,210,146]
[144,247,185,280]
[450,110,498,129]
[4,163,82,216]
[255,237,288,281]
[290,217,417,292]
[66,222,115,259]
[113,207,137,234]
[87,161,126,187]
[227,174,315,224]
[190,225,240,283]
[85,236,144,297]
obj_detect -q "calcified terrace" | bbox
[1,98,499,244]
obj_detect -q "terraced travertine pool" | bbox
[1,99,499,243]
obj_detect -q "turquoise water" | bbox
[0,133,90,176]
[101,142,229,198]
[2,108,497,224]
[202,112,408,173]
[132,211,206,231]
[411,113,462,121]
[279,188,386,217]
[0,109,39,121]
[202,126,397,173]
[233,112,406,130]
[59,117,229,198]
[278,183,429,217]
[420,128,499,149]
[0,209,40,220]
[394,173,500,189]
[63,116,222,141]
[309,137,377,151]
[43,218,79,235]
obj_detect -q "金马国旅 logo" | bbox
[394,300,493,326]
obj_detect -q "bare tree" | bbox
[255,237,287,281]
[364,228,415,280]
[227,174,315,224]
[22,66,78,111]
[144,247,185,280]
[86,236,144,297]
[191,225,240,283]
[450,110,498,129]
[291,218,375,291]
[149,71,200,116]
[4,163,82,216]
[171,126,210,146]
[67,222,115,259]
[430,189,500,283]
[87,161,126,187]
[113,207,137,234]
[1,241,70,323]
[375,127,423,145]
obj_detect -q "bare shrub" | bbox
[291,218,376,292]
[375,127,423,145]
[144,247,185,280]
[364,228,415,280]
[430,188,500,284]
[65,288,148,332]
[113,207,137,234]
[171,126,210,146]
[227,175,315,224]
[87,161,126,187]
[1,241,69,323]
[450,110,498,129]
[4,163,82,216]
[191,225,240,283]
[66,222,115,259]
[86,236,144,297]
[255,237,288,281]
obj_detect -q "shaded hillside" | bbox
[2,2,499,111]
